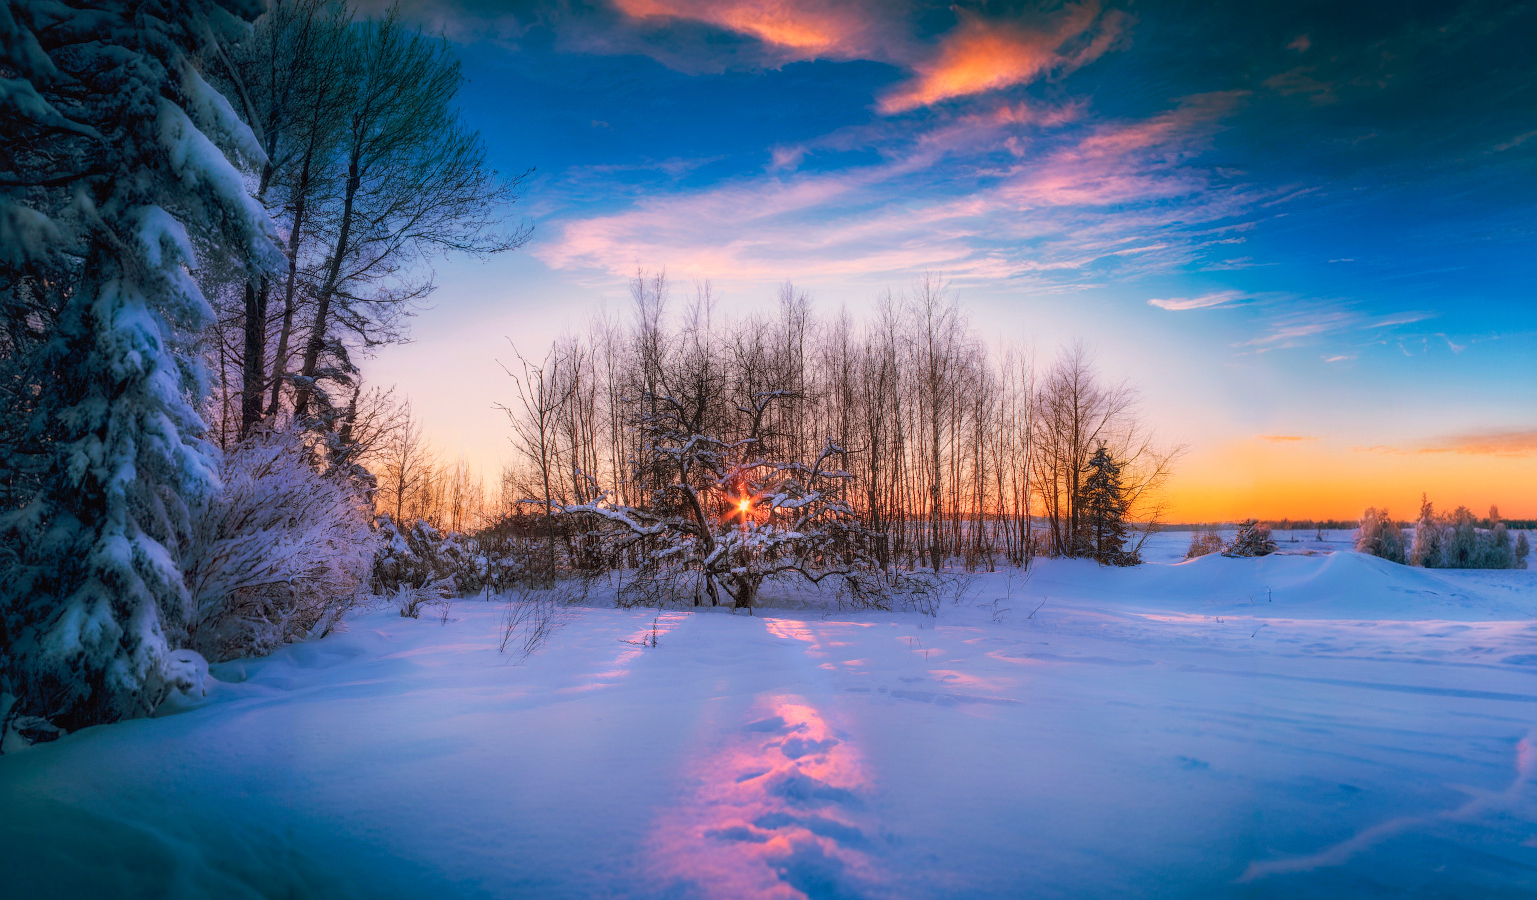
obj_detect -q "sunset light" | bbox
[5,0,1533,897]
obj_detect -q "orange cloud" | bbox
[1357,429,1537,458]
[878,3,1122,113]
[612,0,889,58]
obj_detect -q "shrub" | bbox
[1354,508,1407,564]
[1186,526,1225,559]
[181,430,376,662]
[1223,520,1277,558]
[372,516,526,597]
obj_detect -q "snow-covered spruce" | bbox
[0,0,279,731]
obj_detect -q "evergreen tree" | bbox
[1,0,279,730]
[1076,445,1133,565]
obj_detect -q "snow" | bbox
[3,549,1536,898]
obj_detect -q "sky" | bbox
[361,0,1537,521]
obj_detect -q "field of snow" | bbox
[4,543,1537,899]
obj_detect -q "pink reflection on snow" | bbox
[647,695,884,899]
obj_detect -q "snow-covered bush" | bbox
[1186,526,1224,559]
[181,430,376,661]
[1354,508,1407,564]
[1223,520,1277,558]
[371,516,525,597]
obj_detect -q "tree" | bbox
[1031,345,1179,561]
[0,0,280,729]
[1354,507,1406,564]
[376,404,433,524]
[289,11,528,421]
[554,298,874,610]
[500,344,577,584]
[1076,445,1133,565]
[1409,495,1445,567]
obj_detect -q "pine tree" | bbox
[1076,445,1133,565]
[1,0,279,730]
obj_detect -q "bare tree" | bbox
[290,10,529,420]
[377,404,434,522]
[500,344,577,583]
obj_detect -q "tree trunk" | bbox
[239,277,268,437]
[292,150,359,419]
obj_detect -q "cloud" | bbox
[1354,430,1537,457]
[1237,306,1435,352]
[877,4,1124,113]
[1422,430,1537,457]
[1262,66,1337,104]
[610,0,912,64]
[1493,130,1537,152]
[1148,290,1246,310]
[537,92,1260,286]
[1286,34,1311,53]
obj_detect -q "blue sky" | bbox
[365,0,1537,518]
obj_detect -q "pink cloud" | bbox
[877,4,1124,113]
[998,91,1248,208]
[536,92,1261,287]
[611,0,907,62]
[1148,290,1246,311]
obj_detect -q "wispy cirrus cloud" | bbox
[538,91,1259,284]
[877,3,1126,113]
[1355,430,1537,457]
[1236,306,1435,352]
[1148,290,1247,310]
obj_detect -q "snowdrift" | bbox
[1026,550,1536,620]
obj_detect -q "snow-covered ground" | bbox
[4,548,1537,899]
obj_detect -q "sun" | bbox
[738,498,751,514]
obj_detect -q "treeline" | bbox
[1358,501,1529,569]
[493,271,1179,581]
[1167,520,1361,533]
[0,0,518,734]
